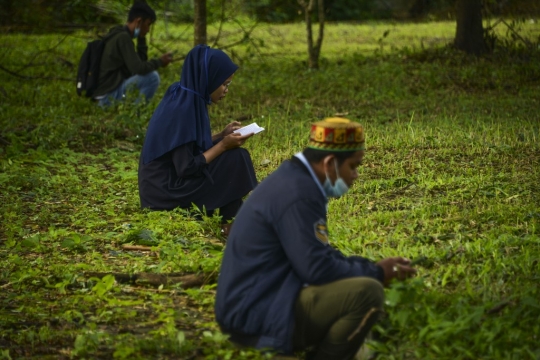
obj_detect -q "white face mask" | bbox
[323,158,349,198]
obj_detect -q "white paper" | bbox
[233,122,265,136]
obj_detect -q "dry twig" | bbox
[85,272,206,288]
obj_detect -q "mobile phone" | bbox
[410,255,428,266]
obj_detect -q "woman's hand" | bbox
[377,257,417,287]
[221,132,253,150]
[203,132,253,164]
[220,121,242,137]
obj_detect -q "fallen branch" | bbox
[0,135,11,146]
[121,244,154,251]
[477,300,515,325]
[85,272,206,288]
[486,300,512,315]
[236,114,253,121]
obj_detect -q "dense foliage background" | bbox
[2,0,540,30]
[0,1,539,359]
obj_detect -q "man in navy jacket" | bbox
[215,118,416,359]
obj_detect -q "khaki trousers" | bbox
[292,277,385,360]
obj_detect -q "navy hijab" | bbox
[142,45,238,164]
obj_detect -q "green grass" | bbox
[1,19,540,359]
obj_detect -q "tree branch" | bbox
[230,19,262,58]
[14,34,70,73]
[211,0,227,48]
[0,64,72,81]
[500,19,533,47]
[0,33,73,81]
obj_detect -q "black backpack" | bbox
[76,38,107,98]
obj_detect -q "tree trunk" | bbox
[298,0,325,69]
[194,0,207,46]
[454,0,487,55]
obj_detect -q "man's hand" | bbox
[377,257,417,287]
[160,53,173,67]
[221,121,242,137]
[220,132,253,150]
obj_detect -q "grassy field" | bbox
[1,19,540,359]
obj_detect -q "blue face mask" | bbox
[133,27,140,38]
[323,159,349,198]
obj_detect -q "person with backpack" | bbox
[92,2,172,107]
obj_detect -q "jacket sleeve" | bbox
[136,36,148,61]
[117,33,162,75]
[170,143,208,178]
[275,198,384,285]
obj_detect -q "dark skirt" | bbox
[138,146,257,214]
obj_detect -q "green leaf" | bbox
[21,235,40,248]
[177,331,185,346]
[385,287,401,307]
[61,239,75,249]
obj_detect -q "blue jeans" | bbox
[98,71,160,107]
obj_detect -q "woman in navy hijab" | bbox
[138,45,257,236]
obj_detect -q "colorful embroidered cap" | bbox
[308,117,365,151]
